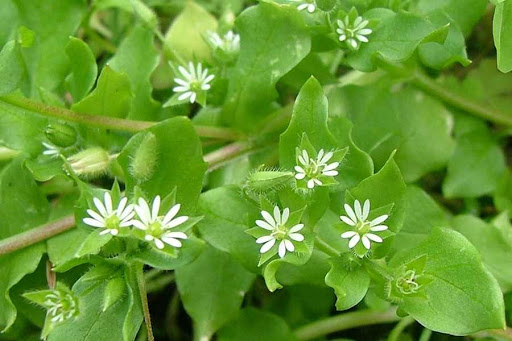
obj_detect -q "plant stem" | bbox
[0,215,75,256]
[410,71,512,127]
[294,308,400,340]
[136,263,155,341]
[204,141,253,171]
[418,328,432,341]
[387,316,415,341]
[314,237,340,258]
[0,94,242,140]
[0,147,20,162]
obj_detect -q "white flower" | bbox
[207,30,240,53]
[294,149,339,189]
[340,199,388,250]
[131,196,188,250]
[173,62,215,104]
[255,206,305,258]
[336,15,372,49]
[42,142,60,158]
[296,0,316,13]
[83,192,134,236]
[44,290,77,323]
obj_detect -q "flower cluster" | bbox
[294,149,339,189]
[336,15,372,49]
[255,206,305,258]
[173,62,215,104]
[296,0,316,13]
[83,193,189,250]
[340,199,389,250]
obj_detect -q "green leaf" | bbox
[325,255,370,311]
[327,116,374,191]
[109,25,160,120]
[0,40,24,95]
[279,77,338,169]
[393,186,449,252]
[72,65,132,118]
[223,2,311,131]
[346,10,440,72]
[413,0,488,36]
[389,227,506,335]
[197,186,261,272]
[0,159,49,332]
[494,0,512,73]
[117,117,207,213]
[48,264,142,341]
[11,0,87,95]
[74,230,113,259]
[65,37,97,102]
[175,245,255,340]
[103,277,126,312]
[95,0,158,30]
[452,215,512,292]
[334,82,455,182]
[217,308,296,341]
[442,128,506,198]
[164,1,217,63]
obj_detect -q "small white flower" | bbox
[42,142,60,158]
[336,15,372,49]
[296,0,316,13]
[173,62,215,104]
[131,196,188,250]
[255,206,305,258]
[83,192,135,236]
[207,30,240,53]
[340,199,389,250]
[294,149,339,189]
[44,290,77,323]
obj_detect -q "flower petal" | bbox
[365,233,383,243]
[154,238,165,250]
[289,223,304,233]
[348,234,360,248]
[273,206,281,226]
[162,204,181,226]
[261,210,276,226]
[281,208,290,225]
[93,197,108,217]
[166,216,189,229]
[341,231,357,239]
[260,239,276,253]
[361,235,371,249]
[151,195,161,221]
[322,170,338,177]
[87,209,105,223]
[289,233,304,241]
[340,215,356,226]
[344,204,357,223]
[354,200,363,221]
[362,199,370,221]
[161,237,182,248]
[295,173,306,180]
[83,218,105,228]
[131,220,148,230]
[165,231,188,240]
[256,219,274,230]
[370,225,388,232]
[256,235,274,244]
[284,239,294,252]
[307,179,315,189]
[104,192,113,214]
[278,240,287,258]
[370,215,389,226]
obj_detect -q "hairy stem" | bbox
[136,263,155,341]
[294,308,400,340]
[411,71,512,127]
[0,215,75,256]
[0,94,242,140]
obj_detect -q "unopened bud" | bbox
[245,170,294,194]
[67,147,110,176]
[45,123,77,147]
[130,132,158,181]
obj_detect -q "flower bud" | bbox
[129,132,158,181]
[245,170,294,194]
[67,147,110,176]
[45,123,77,147]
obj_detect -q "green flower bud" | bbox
[67,147,110,176]
[45,123,77,147]
[245,169,294,194]
[129,132,158,181]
